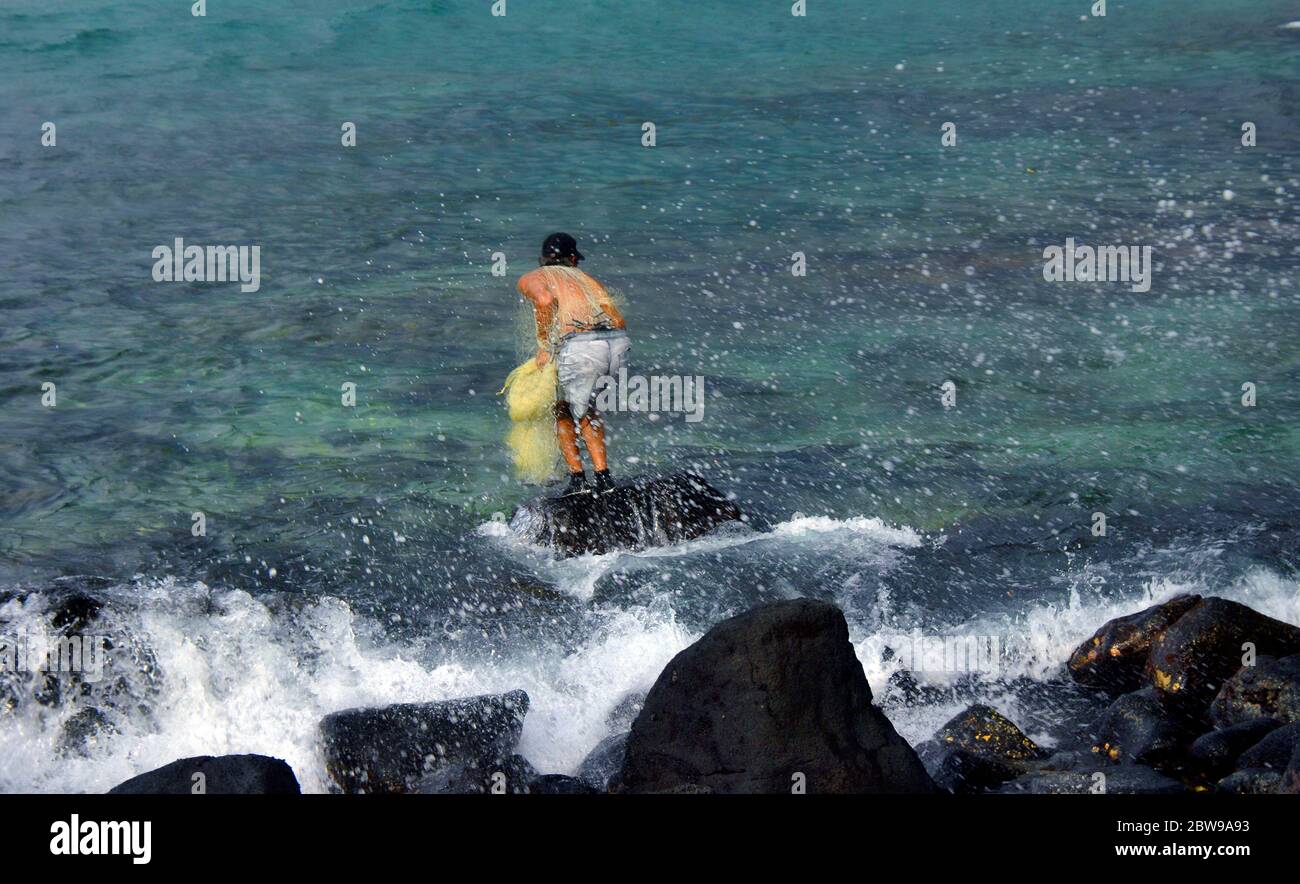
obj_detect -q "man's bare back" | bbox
[518,265,626,366]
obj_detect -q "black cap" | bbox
[541,232,584,262]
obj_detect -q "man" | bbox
[517,233,629,495]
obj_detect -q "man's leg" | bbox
[578,412,606,471]
[580,411,615,491]
[555,402,589,493]
[584,336,627,492]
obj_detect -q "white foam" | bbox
[0,577,693,792]
[768,514,924,547]
[856,567,1300,745]
[479,511,924,601]
[5,515,1297,794]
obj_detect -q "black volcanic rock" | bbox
[58,707,119,758]
[509,472,742,556]
[1211,653,1300,727]
[1236,722,1300,771]
[1279,742,1300,794]
[935,704,1048,763]
[1187,718,1282,779]
[619,599,935,794]
[604,692,645,732]
[1089,687,1203,771]
[108,754,300,794]
[527,774,598,794]
[919,704,1049,793]
[576,731,629,793]
[320,690,529,793]
[1217,768,1283,794]
[921,745,1025,794]
[415,753,536,794]
[1146,598,1300,707]
[999,765,1186,795]
[1067,595,1200,694]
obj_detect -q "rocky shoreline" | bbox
[105,593,1300,795]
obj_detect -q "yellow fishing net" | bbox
[498,358,559,483]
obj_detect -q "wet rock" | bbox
[21,586,112,709]
[1,587,163,721]
[1089,687,1202,771]
[1216,768,1282,795]
[1236,722,1300,770]
[620,599,936,794]
[528,774,598,794]
[1037,749,1101,771]
[1187,718,1282,778]
[57,707,119,758]
[1146,598,1300,707]
[880,668,954,707]
[918,705,1048,793]
[883,669,921,704]
[605,692,645,732]
[935,704,1048,763]
[920,744,1024,794]
[49,591,105,635]
[320,690,529,794]
[415,753,535,794]
[576,731,628,792]
[1000,765,1185,795]
[1278,743,1300,794]
[108,754,300,794]
[1068,594,1201,694]
[1210,654,1300,727]
[509,472,743,557]
[650,783,715,794]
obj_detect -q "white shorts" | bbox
[556,330,631,420]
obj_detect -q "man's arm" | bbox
[518,275,556,366]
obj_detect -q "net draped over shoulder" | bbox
[537,266,623,346]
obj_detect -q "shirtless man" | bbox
[517,233,629,495]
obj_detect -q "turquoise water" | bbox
[0,1,1298,791]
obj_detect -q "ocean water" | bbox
[1,0,1298,791]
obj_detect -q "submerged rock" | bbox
[320,690,530,794]
[49,590,106,635]
[58,707,119,758]
[883,669,932,705]
[1146,598,1300,706]
[108,754,300,794]
[509,472,742,557]
[1068,594,1201,694]
[1210,653,1300,727]
[619,599,935,794]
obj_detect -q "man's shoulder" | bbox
[517,268,543,292]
